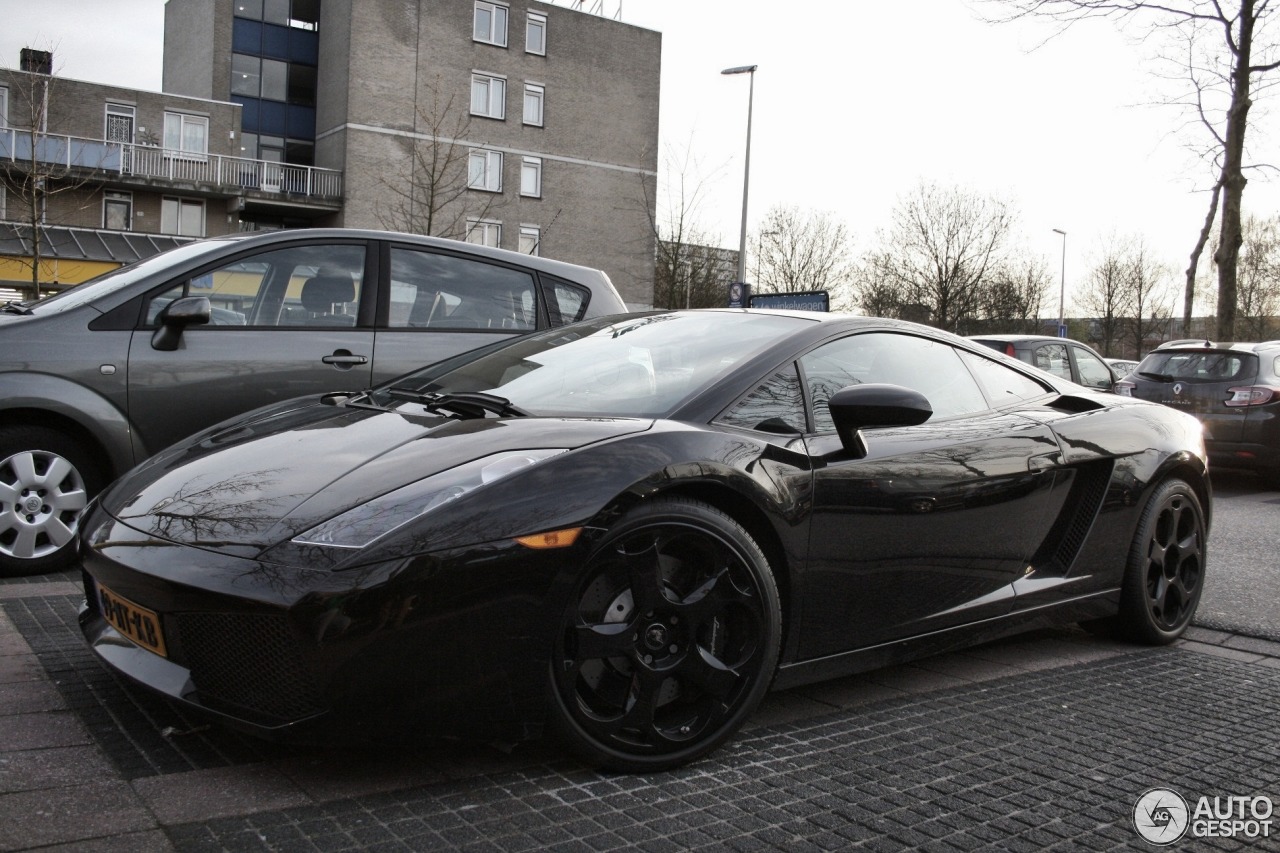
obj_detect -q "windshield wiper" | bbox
[1,301,33,315]
[386,388,530,419]
[1137,371,1176,382]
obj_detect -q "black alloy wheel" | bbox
[1118,478,1206,644]
[548,497,781,772]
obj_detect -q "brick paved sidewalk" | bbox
[3,578,1279,852]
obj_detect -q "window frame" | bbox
[519,225,540,256]
[162,112,209,160]
[466,218,502,248]
[161,196,206,237]
[103,191,133,231]
[468,149,504,192]
[470,72,507,119]
[526,12,547,55]
[523,83,544,126]
[520,156,542,197]
[473,1,510,47]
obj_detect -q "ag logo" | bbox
[1133,788,1190,844]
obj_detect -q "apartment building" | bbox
[162,0,661,308]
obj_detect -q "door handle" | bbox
[322,350,368,367]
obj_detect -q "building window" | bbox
[163,112,208,159]
[519,225,540,256]
[470,73,506,119]
[161,197,205,237]
[104,191,133,230]
[526,13,546,55]
[232,54,288,101]
[1,86,10,128]
[468,149,503,192]
[466,219,501,248]
[473,1,508,47]
[520,157,542,197]
[523,83,544,126]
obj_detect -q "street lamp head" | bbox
[721,64,758,75]
[1052,228,1066,236]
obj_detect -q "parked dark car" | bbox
[1116,339,1280,485]
[79,310,1210,772]
[0,228,626,577]
[969,334,1118,391]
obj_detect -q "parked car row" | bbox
[0,228,627,576]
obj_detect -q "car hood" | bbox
[99,400,651,552]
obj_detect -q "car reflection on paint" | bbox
[79,310,1211,772]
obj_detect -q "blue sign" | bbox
[748,291,830,312]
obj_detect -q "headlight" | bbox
[292,449,567,549]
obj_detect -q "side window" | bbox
[1073,346,1114,389]
[802,332,987,432]
[717,366,806,433]
[959,350,1052,405]
[388,248,536,331]
[144,244,366,328]
[542,276,590,326]
[1033,343,1072,381]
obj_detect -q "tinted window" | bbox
[959,350,1051,404]
[718,366,806,433]
[543,277,591,326]
[144,244,365,327]
[1073,346,1114,389]
[1139,350,1256,382]
[389,248,536,331]
[802,333,987,432]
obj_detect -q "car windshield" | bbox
[17,239,237,315]
[1138,350,1256,382]
[370,311,813,418]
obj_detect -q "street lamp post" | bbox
[722,64,757,287]
[1052,228,1067,337]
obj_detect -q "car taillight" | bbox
[1005,344,1017,357]
[1224,385,1280,407]
[1114,380,1134,397]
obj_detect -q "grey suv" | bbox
[0,228,626,575]
[1116,339,1280,486]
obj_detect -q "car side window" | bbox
[388,248,536,331]
[717,366,807,433]
[144,244,366,328]
[1072,346,1114,389]
[543,276,592,326]
[959,350,1052,405]
[802,332,988,432]
[1032,343,1072,381]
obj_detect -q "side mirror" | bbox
[829,383,932,457]
[151,295,212,351]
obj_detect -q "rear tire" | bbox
[0,425,103,577]
[1115,478,1206,645]
[547,497,781,772]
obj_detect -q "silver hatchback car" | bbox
[0,228,626,576]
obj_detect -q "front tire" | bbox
[548,497,781,772]
[0,426,102,577]
[1116,478,1206,644]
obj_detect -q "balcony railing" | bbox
[0,128,343,202]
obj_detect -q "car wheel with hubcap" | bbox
[1116,478,1206,644]
[548,497,781,772]
[0,426,101,577]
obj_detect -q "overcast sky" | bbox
[5,0,1277,314]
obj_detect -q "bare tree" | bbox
[752,205,856,305]
[1233,212,1280,338]
[1077,233,1136,355]
[642,141,732,309]
[1,57,101,299]
[982,0,1280,341]
[1120,239,1177,358]
[374,76,494,239]
[972,254,1050,334]
[857,181,1016,331]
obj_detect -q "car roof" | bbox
[1151,339,1280,355]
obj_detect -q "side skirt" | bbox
[771,589,1120,691]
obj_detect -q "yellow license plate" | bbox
[98,582,168,657]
